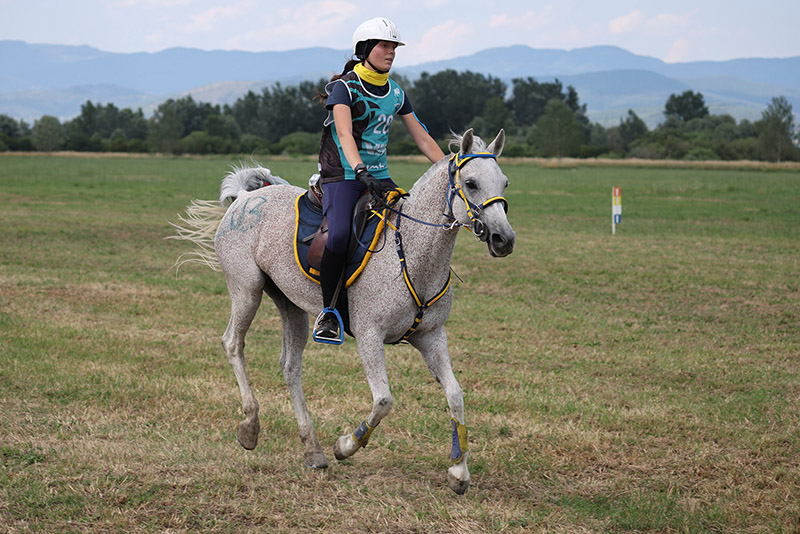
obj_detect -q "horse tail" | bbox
[219,162,289,206]
[169,162,289,272]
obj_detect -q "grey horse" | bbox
[172,129,515,494]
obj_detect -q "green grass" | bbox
[1,153,799,532]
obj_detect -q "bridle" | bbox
[364,150,509,344]
[445,151,509,241]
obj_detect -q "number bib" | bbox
[326,72,405,181]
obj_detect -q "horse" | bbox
[171,129,515,494]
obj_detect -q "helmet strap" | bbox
[366,59,389,75]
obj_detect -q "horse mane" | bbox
[448,131,488,153]
[407,132,488,198]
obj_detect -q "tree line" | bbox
[1,70,797,162]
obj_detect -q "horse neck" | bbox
[395,159,459,280]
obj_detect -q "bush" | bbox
[388,139,418,156]
[683,147,720,161]
[240,134,275,155]
[502,142,532,157]
[126,138,151,153]
[278,131,319,155]
[628,143,666,159]
[179,131,239,154]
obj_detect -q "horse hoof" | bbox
[304,451,329,469]
[333,435,357,461]
[447,471,470,495]
[236,420,259,450]
[333,437,347,461]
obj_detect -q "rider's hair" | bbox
[315,57,361,106]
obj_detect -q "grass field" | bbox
[1,153,799,533]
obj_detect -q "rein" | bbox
[381,151,508,343]
[379,151,509,237]
[390,204,451,344]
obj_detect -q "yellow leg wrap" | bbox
[450,418,469,463]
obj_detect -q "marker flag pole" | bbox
[612,187,621,235]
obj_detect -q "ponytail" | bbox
[315,58,361,106]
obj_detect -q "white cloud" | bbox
[222,1,359,51]
[644,12,691,37]
[409,20,473,63]
[113,0,193,8]
[183,1,255,33]
[664,37,692,63]
[488,8,552,31]
[608,10,645,35]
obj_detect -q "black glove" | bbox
[354,164,388,201]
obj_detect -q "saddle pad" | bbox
[293,191,392,288]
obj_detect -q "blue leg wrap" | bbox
[352,419,375,447]
[450,418,469,463]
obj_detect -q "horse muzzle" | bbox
[486,226,515,257]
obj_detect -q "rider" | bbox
[314,17,445,342]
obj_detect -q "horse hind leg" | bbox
[221,269,266,451]
[266,282,328,469]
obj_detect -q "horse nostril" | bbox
[491,233,507,248]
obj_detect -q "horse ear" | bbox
[487,129,505,157]
[460,129,474,154]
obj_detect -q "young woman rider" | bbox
[314,17,445,342]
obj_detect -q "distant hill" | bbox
[1,40,798,128]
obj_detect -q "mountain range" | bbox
[2,40,799,128]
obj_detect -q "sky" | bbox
[2,0,799,67]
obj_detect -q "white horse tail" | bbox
[219,162,289,206]
[169,162,288,272]
[169,199,227,272]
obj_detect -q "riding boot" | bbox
[315,247,347,341]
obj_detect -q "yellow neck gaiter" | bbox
[354,62,389,86]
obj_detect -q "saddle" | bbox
[293,188,401,288]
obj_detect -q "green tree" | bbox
[32,115,63,151]
[509,77,587,132]
[664,90,709,122]
[756,96,796,162]
[0,114,25,138]
[148,104,183,154]
[408,70,506,139]
[617,109,648,152]
[528,99,583,158]
[471,96,513,139]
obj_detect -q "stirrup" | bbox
[312,308,344,345]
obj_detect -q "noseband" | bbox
[447,152,509,241]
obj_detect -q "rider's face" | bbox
[366,41,398,72]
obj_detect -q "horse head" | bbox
[449,129,516,257]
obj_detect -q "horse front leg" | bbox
[410,327,471,495]
[333,334,393,461]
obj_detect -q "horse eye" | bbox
[464,179,478,191]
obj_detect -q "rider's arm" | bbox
[400,112,445,164]
[332,104,364,172]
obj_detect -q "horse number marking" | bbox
[220,197,267,236]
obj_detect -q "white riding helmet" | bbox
[352,17,405,55]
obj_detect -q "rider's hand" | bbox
[354,164,388,200]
